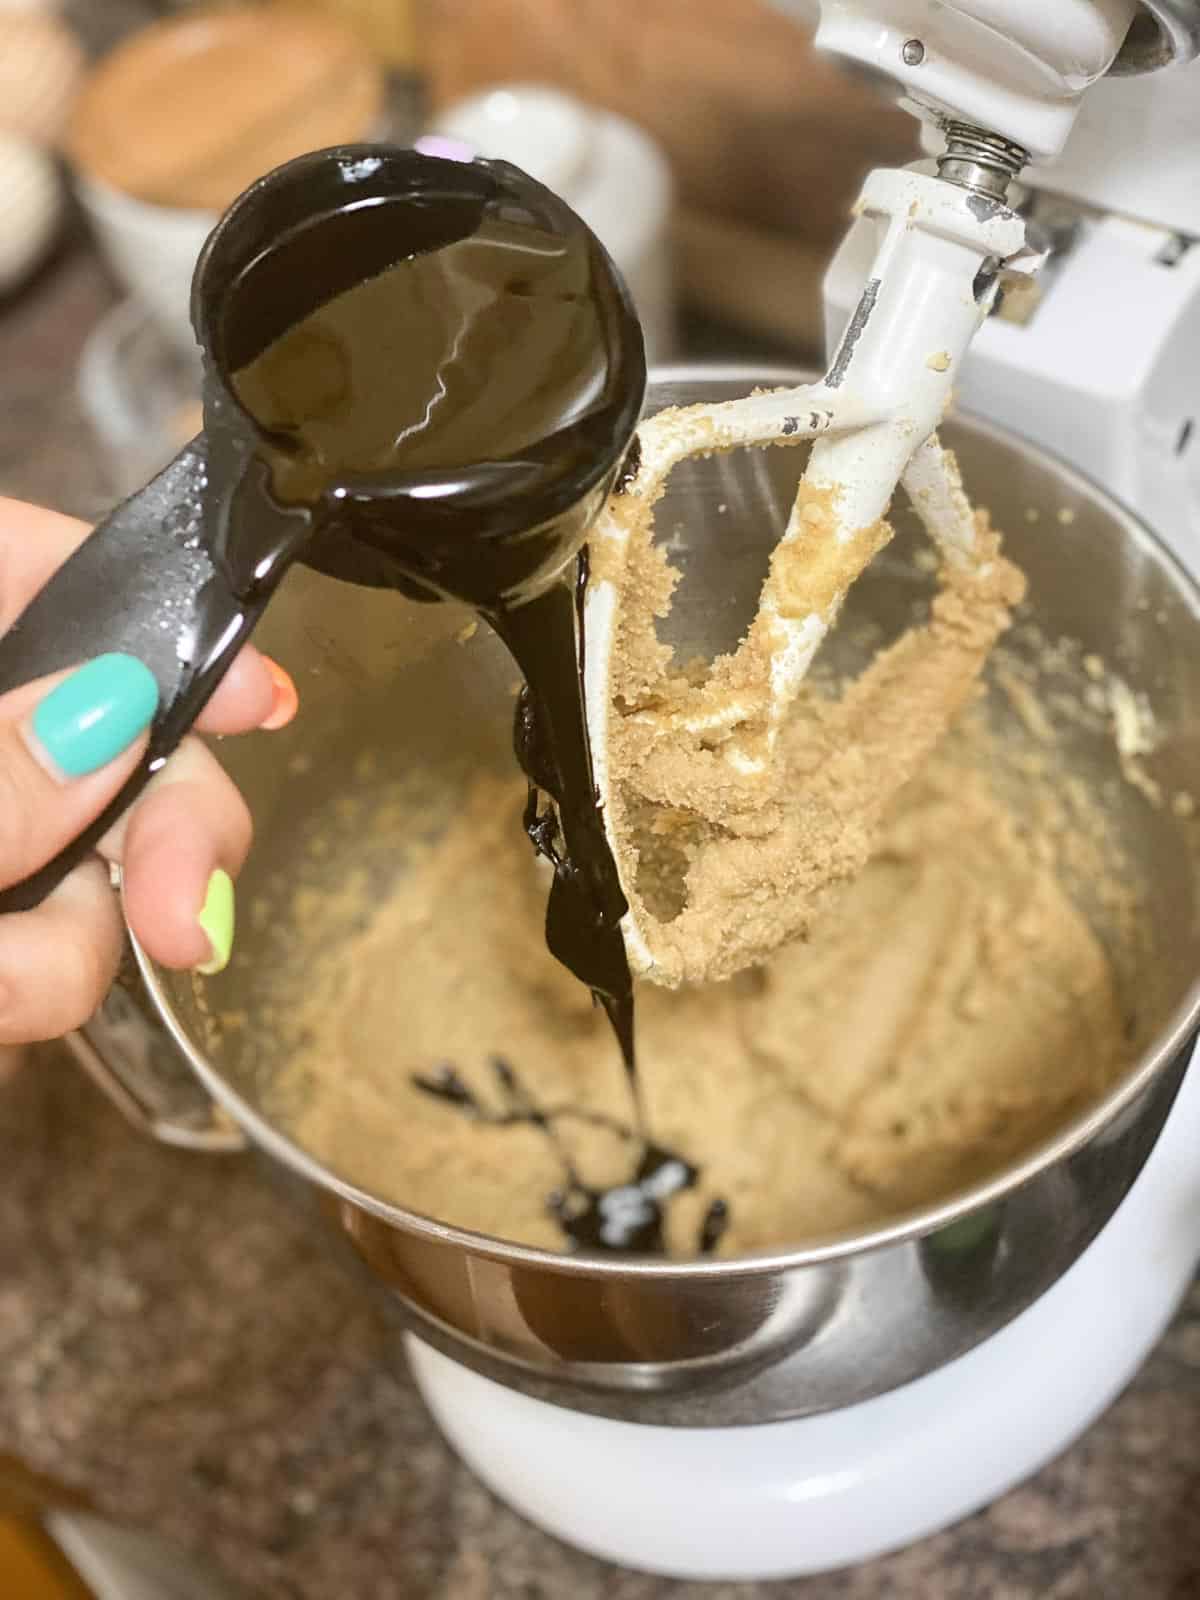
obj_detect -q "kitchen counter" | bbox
[3,245,1200,1600]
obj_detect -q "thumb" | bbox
[0,653,158,892]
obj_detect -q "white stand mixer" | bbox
[821,0,1200,566]
[946,65,1200,569]
[406,1,1200,1575]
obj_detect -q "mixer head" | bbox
[800,1,1200,159]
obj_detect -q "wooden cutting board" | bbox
[418,0,916,256]
[673,206,829,357]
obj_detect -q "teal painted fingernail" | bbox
[196,869,235,976]
[31,653,158,778]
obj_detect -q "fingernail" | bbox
[261,656,299,731]
[30,653,159,779]
[196,868,235,975]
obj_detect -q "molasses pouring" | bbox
[0,144,647,1039]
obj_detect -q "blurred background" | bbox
[0,0,913,520]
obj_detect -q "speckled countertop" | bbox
[4,244,1200,1600]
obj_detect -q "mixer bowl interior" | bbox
[150,369,1200,1264]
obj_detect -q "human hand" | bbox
[0,497,297,1044]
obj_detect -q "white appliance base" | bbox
[407,1054,1200,1581]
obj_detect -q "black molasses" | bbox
[204,145,728,1251]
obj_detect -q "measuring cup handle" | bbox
[0,438,263,914]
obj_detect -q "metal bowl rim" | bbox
[131,362,1200,1280]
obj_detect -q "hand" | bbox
[0,497,298,1044]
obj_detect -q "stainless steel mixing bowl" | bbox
[73,366,1200,1426]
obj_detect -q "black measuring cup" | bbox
[0,145,646,913]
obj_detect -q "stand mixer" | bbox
[401,0,1200,1575]
[20,0,1200,1581]
[817,0,1200,570]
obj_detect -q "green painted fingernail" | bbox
[31,653,158,778]
[927,1206,1000,1257]
[196,869,235,976]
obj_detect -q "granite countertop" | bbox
[4,245,1200,1600]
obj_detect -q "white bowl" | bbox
[0,133,63,293]
[76,172,214,357]
[428,84,676,362]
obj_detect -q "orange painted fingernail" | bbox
[261,657,298,731]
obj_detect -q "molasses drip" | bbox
[412,1059,729,1255]
[502,552,636,1090]
[217,155,642,1084]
